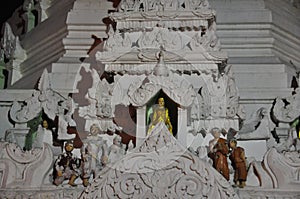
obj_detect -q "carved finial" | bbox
[153,48,169,76]
[107,24,115,37]
[38,68,50,91]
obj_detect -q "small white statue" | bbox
[103,134,126,165]
[81,124,108,187]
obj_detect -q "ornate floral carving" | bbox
[103,25,132,52]
[272,88,300,123]
[80,122,239,199]
[137,27,184,51]
[128,73,196,107]
[6,142,43,164]
[190,21,220,51]
[9,91,41,123]
[118,0,140,12]
[188,0,210,10]
[9,69,71,124]
[254,148,300,189]
[78,68,121,133]
[191,65,243,120]
[237,107,272,140]
[0,141,53,188]
[9,69,77,141]
[112,0,215,31]
[137,47,184,62]
[118,0,212,13]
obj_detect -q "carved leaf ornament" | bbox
[272,89,300,123]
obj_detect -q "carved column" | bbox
[136,106,147,146]
[177,107,187,147]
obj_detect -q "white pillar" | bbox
[136,106,146,146]
[177,107,187,147]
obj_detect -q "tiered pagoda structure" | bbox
[0,0,299,198]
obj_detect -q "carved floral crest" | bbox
[190,65,244,120]
[9,69,72,124]
[77,68,122,133]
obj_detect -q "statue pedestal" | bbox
[275,125,290,144]
[5,128,29,149]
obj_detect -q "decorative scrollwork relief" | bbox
[190,21,220,52]
[262,148,300,189]
[137,27,184,51]
[118,0,212,12]
[9,90,41,123]
[9,69,73,123]
[5,142,42,164]
[272,88,300,123]
[78,68,121,133]
[191,65,243,120]
[80,122,239,199]
[103,24,132,52]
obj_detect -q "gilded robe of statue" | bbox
[148,100,173,134]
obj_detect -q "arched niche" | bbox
[128,74,196,146]
[146,90,178,137]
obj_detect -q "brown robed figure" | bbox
[229,139,247,188]
[208,128,230,181]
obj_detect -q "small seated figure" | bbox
[80,124,107,187]
[102,134,126,165]
[208,128,230,181]
[147,97,173,134]
[229,139,247,188]
[53,141,81,186]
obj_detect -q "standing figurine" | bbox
[102,134,126,165]
[229,139,247,188]
[147,97,173,134]
[208,128,230,181]
[80,124,107,187]
[53,141,81,186]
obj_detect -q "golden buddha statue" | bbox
[147,97,173,134]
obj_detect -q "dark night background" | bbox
[0,0,24,33]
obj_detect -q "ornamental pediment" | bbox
[128,73,196,107]
[80,122,239,199]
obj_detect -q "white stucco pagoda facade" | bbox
[0,0,299,198]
